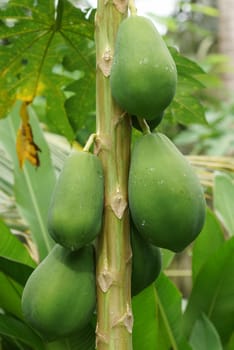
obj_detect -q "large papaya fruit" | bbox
[131,225,161,296]
[48,150,104,250]
[128,133,206,252]
[21,244,96,340]
[110,15,177,120]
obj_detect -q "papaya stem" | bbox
[95,1,132,349]
[129,0,137,16]
[83,133,97,152]
[136,117,151,134]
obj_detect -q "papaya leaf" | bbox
[192,207,225,281]
[0,0,95,141]
[167,47,207,125]
[132,273,187,350]
[167,95,206,125]
[0,314,45,350]
[0,219,36,267]
[225,333,234,350]
[183,237,234,345]
[213,173,234,236]
[0,272,23,319]
[0,219,35,285]
[0,103,56,261]
[65,324,95,350]
[189,314,223,350]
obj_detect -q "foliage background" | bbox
[0,0,233,349]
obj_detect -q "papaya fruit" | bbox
[131,224,161,296]
[110,15,177,120]
[128,133,206,252]
[48,150,104,250]
[131,113,164,132]
[21,244,96,340]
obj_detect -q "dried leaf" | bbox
[16,102,41,168]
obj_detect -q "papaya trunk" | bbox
[95,1,133,349]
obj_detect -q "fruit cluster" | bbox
[21,14,206,341]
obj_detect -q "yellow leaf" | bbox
[16,101,41,168]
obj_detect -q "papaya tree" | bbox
[0,0,234,350]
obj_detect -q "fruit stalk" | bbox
[95,1,133,349]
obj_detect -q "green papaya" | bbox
[48,150,104,250]
[128,133,206,252]
[131,225,161,296]
[110,15,177,120]
[21,244,96,340]
[131,113,164,132]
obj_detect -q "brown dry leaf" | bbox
[16,101,41,168]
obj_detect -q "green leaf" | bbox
[0,257,34,286]
[0,219,36,267]
[189,314,223,350]
[167,95,206,125]
[0,103,56,261]
[192,208,225,281]
[225,333,234,350]
[0,272,23,319]
[0,0,95,140]
[183,237,234,345]
[190,4,219,17]
[65,73,96,135]
[169,47,204,76]
[167,47,207,125]
[213,173,234,236]
[0,314,45,350]
[132,273,185,350]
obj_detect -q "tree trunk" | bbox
[95,1,133,349]
[218,0,234,98]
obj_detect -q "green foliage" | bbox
[189,313,223,350]
[184,237,234,345]
[132,273,187,350]
[213,173,234,236]
[192,208,225,281]
[0,0,95,140]
[0,1,233,349]
[0,104,56,261]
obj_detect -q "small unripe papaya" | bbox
[131,225,161,296]
[48,150,104,250]
[110,15,177,120]
[128,133,206,252]
[21,244,96,340]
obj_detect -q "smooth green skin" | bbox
[48,150,104,251]
[131,112,164,132]
[21,244,96,341]
[131,225,161,296]
[128,133,206,252]
[110,15,177,120]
